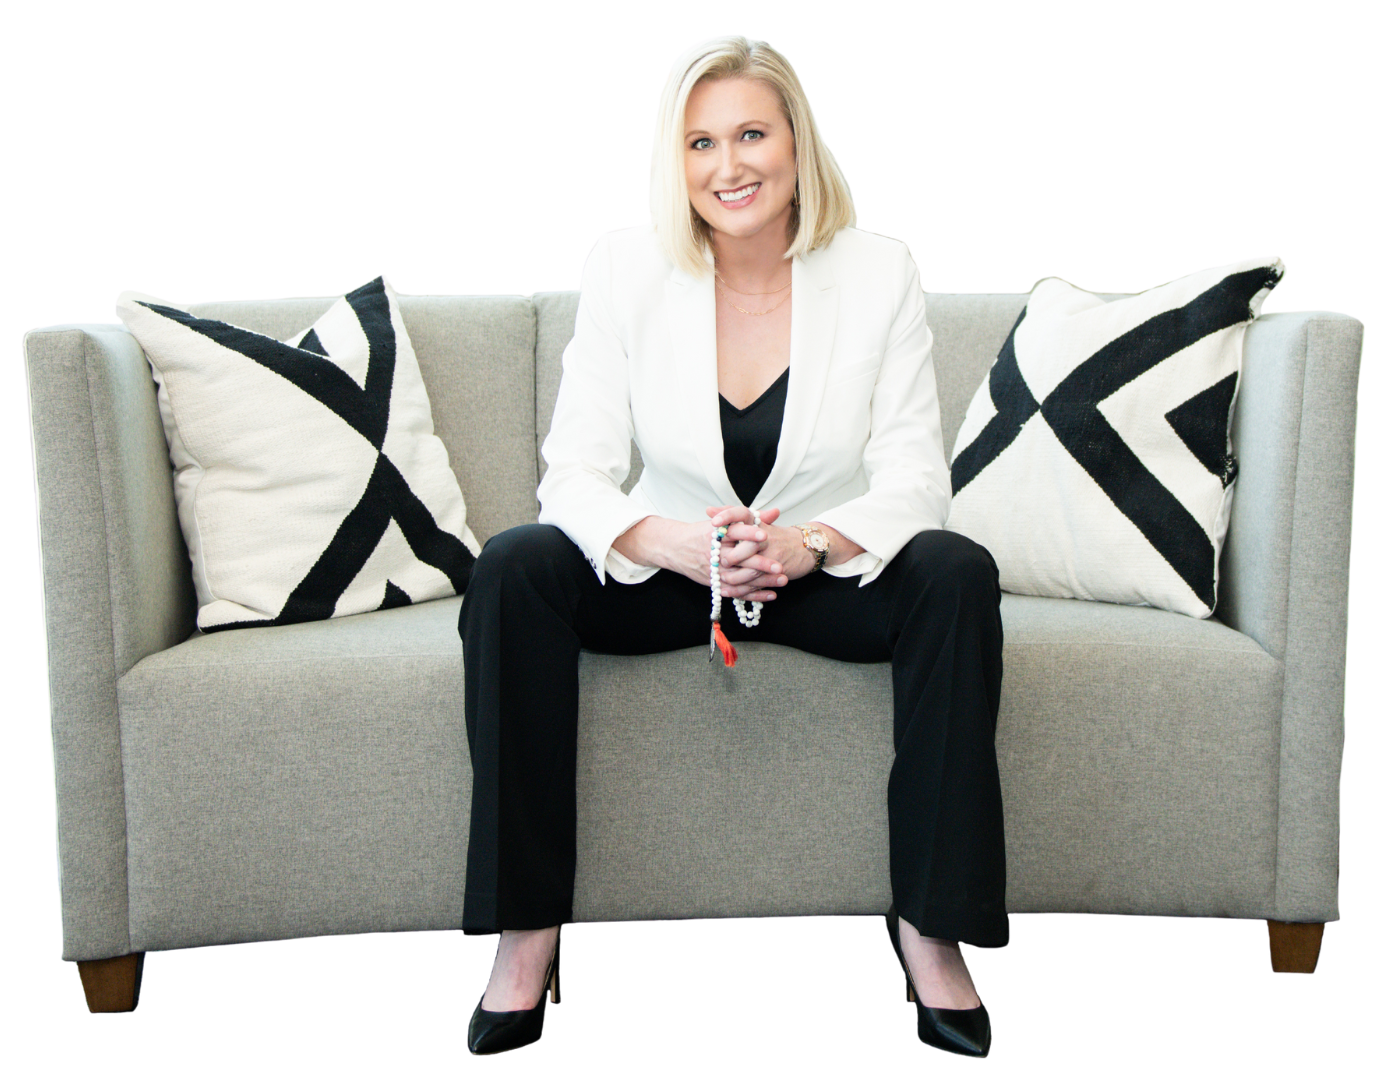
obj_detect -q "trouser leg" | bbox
[459,524,710,934]
[882,532,1006,947]
[742,529,1008,947]
[460,523,1006,945]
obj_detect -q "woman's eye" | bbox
[693,131,768,149]
[692,137,714,150]
[741,130,763,141]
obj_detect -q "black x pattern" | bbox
[951,265,1281,610]
[143,278,475,629]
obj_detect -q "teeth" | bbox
[718,183,759,203]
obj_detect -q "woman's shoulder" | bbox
[585,225,674,279]
[820,226,915,270]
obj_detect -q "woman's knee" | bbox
[473,524,578,584]
[898,529,1000,604]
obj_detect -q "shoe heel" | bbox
[549,934,561,1004]
[886,905,991,1057]
[467,926,562,1056]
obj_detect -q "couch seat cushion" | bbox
[117,591,1281,950]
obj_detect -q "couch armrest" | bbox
[24,325,196,960]
[1218,311,1363,921]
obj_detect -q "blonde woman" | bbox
[460,36,1006,1057]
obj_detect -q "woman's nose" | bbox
[719,141,743,180]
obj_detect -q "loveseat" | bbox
[24,288,1362,1011]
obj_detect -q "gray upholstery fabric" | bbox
[28,287,1360,959]
[118,598,468,951]
[25,327,197,960]
[1269,316,1360,919]
[116,591,1280,950]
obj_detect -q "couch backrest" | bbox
[187,291,1027,542]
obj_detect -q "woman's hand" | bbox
[615,506,861,602]
[704,505,788,601]
[612,511,789,599]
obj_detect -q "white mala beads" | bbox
[709,511,763,626]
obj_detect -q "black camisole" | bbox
[719,367,789,507]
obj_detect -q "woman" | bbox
[459,36,1006,1057]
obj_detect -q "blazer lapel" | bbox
[663,247,840,512]
[750,247,839,508]
[664,266,741,506]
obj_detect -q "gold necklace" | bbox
[718,270,796,316]
[714,270,793,296]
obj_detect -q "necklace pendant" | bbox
[709,623,716,662]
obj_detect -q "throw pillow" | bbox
[945,257,1283,618]
[117,277,480,631]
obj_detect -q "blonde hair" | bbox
[651,36,855,277]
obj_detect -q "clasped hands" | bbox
[700,505,815,602]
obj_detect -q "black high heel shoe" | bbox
[467,927,561,1055]
[885,905,991,1057]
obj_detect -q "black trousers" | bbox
[459,524,1009,947]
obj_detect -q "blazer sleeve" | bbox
[536,235,656,584]
[813,245,951,585]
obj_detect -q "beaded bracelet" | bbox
[708,511,763,666]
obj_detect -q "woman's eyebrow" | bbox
[684,119,773,138]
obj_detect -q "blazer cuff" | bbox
[822,549,884,585]
[604,545,661,585]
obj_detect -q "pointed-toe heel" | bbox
[885,905,991,1058]
[467,929,561,1055]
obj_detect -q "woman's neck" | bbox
[708,217,794,292]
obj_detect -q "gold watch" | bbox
[798,524,831,572]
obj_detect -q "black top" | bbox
[719,367,790,507]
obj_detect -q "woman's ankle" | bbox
[482,926,559,1011]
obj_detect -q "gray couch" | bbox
[24,289,1362,1012]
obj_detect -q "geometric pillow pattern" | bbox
[946,257,1283,618]
[117,278,478,631]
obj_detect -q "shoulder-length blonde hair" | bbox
[651,36,855,277]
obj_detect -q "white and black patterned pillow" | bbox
[945,257,1283,618]
[118,278,479,631]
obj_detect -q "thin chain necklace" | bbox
[715,270,792,295]
[715,275,792,317]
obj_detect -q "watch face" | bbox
[804,527,830,552]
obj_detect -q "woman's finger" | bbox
[724,567,788,587]
[724,584,778,601]
[720,538,756,560]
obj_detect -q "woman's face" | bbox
[683,76,797,246]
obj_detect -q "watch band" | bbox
[799,524,831,573]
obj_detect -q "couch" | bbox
[24,288,1362,1011]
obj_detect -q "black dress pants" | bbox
[459,524,1008,947]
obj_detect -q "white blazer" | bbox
[537,225,951,586]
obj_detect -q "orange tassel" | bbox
[712,620,738,667]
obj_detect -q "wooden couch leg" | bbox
[1267,921,1323,973]
[76,953,145,1012]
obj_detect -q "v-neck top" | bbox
[718,367,790,507]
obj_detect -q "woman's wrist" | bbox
[805,521,864,569]
[782,525,818,576]
[612,515,673,571]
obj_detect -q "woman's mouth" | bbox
[716,182,760,208]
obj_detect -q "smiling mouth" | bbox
[718,182,763,203]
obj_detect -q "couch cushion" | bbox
[117,591,1280,950]
[190,295,539,544]
[123,280,482,630]
[945,261,1282,619]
